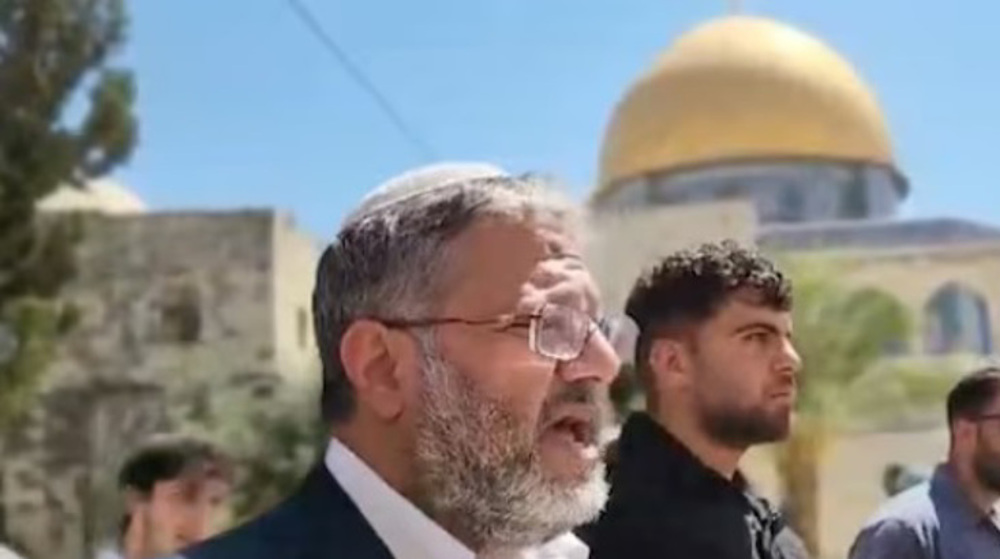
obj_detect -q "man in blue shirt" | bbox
[849,366,1000,559]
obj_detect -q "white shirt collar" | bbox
[324,438,589,559]
[93,545,122,559]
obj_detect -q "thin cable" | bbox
[285,0,437,161]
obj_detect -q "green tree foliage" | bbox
[0,297,75,429]
[775,260,956,556]
[0,0,137,430]
[223,385,326,522]
[174,374,326,525]
[610,362,639,421]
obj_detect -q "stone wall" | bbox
[586,200,758,313]
[271,213,320,383]
[49,211,279,389]
[2,382,167,559]
[0,210,297,559]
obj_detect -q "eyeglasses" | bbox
[378,303,616,361]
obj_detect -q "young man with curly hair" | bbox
[588,241,810,559]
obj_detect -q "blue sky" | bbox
[117,0,998,238]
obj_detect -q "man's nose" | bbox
[778,337,802,376]
[556,328,621,384]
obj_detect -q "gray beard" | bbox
[410,333,609,553]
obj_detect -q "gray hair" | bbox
[313,163,581,423]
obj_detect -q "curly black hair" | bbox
[625,240,792,378]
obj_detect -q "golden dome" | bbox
[596,16,896,201]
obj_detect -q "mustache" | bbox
[539,383,612,428]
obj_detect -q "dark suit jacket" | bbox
[178,465,394,559]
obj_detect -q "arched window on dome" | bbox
[776,183,806,223]
[716,182,748,200]
[923,283,993,355]
[838,167,871,219]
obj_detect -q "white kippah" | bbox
[344,162,509,226]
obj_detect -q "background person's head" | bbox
[117,434,233,559]
[881,462,929,497]
[625,241,799,453]
[312,163,620,551]
[947,366,1000,497]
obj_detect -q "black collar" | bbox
[613,412,754,505]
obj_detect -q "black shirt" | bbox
[584,413,810,559]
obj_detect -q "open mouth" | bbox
[770,389,796,401]
[547,411,598,448]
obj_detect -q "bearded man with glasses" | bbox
[849,366,1000,559]
[176,163,621,559]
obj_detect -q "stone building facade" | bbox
[1,191,319,559]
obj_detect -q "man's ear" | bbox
[123,487,147,516]
[339,320,413,421]
[950,418,976,451]
[648,337,691,388]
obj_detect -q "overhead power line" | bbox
[285,0,438,161]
